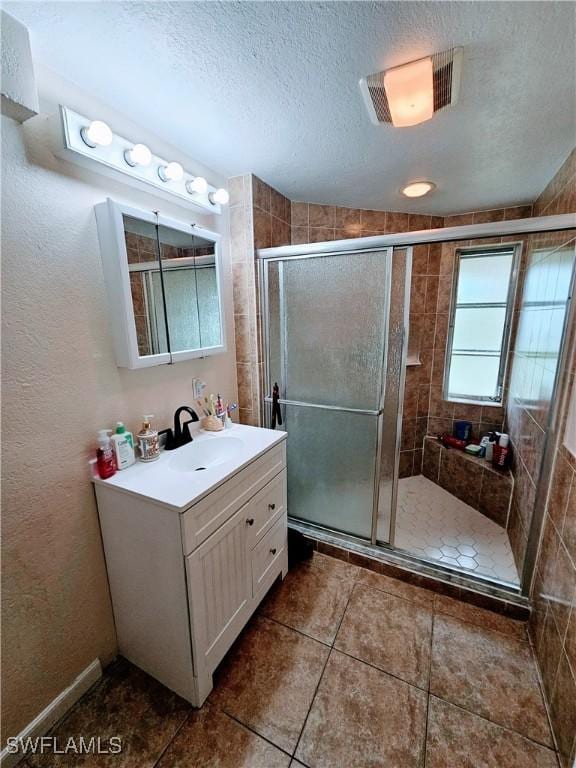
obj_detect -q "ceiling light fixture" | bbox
[80,119,113,148]
[209,188,230,206]
[186,176,208,195]
[384,57,434,127]
[158,161,184,183]
[124,143,152,167]
[360,47,463,127]
[402,181,436,198]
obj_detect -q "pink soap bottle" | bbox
[96,429,117,479]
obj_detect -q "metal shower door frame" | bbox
[259,246,398,546]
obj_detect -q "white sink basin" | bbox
[168,436,244,474]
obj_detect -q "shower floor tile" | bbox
[390,475,519,585]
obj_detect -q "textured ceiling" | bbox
[4,1,576,214]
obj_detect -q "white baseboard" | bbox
[1,658,102,768]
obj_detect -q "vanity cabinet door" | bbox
[186,506,251,677]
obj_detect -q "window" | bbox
[443,244,520,404]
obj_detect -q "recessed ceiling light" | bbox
[402,181,436,198]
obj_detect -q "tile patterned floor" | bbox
[20,552,557,767]
[391,474,520,585]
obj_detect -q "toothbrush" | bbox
[196,399,210,417]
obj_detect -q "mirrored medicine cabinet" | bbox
[95,199,226,369]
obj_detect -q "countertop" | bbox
[92,423,287,512]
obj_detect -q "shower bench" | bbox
[421,436,513,527]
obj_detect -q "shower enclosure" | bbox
[258,214,576,600]
[260,246,409,546]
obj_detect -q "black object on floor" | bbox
[288,528,314,568]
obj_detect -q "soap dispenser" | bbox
[137,415,160,462]
[96,429,117,479]
[111,421,136,470]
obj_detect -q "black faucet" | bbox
[162,406,200,451]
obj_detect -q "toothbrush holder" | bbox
[201,415,224,432]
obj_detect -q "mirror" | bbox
[95,199,225,369]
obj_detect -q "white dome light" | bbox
[80,120,113,148]
[124,143,152,167]
[401,181,436,198]
[209,188,230,206]
[186,176,208,195]
[158,162,184,182]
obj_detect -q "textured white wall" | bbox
[0,10,38,121]
[1,72,237,738]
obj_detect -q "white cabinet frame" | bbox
[94,198,227,369]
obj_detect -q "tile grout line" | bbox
[356,570,528,641]
[150,709,192,768]
[422,609,436,768]
[428,599,556,755]
[219,709,295,761]
[290,577,357,762]
[525,619,562,758]
[426,692,560,755]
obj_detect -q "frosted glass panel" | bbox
[457,252,513,303]
[284,405,379,539]
[151,270,200,351]
[448,355,500,398]
[378,248,408,543]
[266,262,282,393]
[452,307,506,352]
[282,252,388,409]
[196,267,222,347]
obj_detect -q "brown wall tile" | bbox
[309,203,335,228]
[438,447,483,509]
[291,201,309,226]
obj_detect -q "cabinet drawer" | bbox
[252,515,287,596]
[181,442,286,555]
[245,470,286,547]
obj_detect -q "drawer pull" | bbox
[246,518,255,526]
[268,503,276,511]
[270,547,277,555]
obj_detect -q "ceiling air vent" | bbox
[359,47,463,126]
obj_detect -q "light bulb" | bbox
[401,181,436,198]
[158,161,184,182]
[209,188,230,206]
[124,143,152,167]
[186,176,208,194]
[80,120,113,148]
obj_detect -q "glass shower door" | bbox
[263,249,394,541]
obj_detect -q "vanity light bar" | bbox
[52,106,228,214]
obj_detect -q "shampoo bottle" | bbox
[493,433,510,469]
[111,421,136,470]
[137,415,160,462]
[96,430,117,479]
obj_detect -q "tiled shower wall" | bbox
[229,174,291,426]
[287,201,532,476]
[512,149,576,768]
